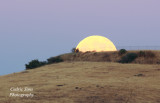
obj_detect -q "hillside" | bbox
[0,62,160,103]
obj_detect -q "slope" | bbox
[0,62,160,103]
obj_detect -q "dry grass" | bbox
[0,62,160,103]
[61,50,160,64]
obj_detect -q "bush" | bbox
[72,48,79,53]
[118,49,127,55]
[47,56,63,64]
[25,56,64,70]
[25,59,47,70]
[75,48,79,53]
[72,48,76,53]
[119,53,138,63]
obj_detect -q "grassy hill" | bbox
[0,62,160,103]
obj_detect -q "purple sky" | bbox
[0,0,160,75]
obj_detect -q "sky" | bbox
[0,0,160,75]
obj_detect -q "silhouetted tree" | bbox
[118,49,127,55]
[72,48,79,53]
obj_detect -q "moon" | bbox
[76,35,117,52]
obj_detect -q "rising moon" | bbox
[76,35,117,52]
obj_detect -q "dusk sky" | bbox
[0,0,160,75]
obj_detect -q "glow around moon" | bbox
[76,35,117,52]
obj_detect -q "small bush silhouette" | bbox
[75,48,79,53]
[72,48,76,53]
[118,49,127,55]
[25,59,47,70]
[138,51,155,58]
[72,48,79,53]
[119,53,138,63]
[47,56,63,64]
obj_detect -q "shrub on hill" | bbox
[71,48,79,53]
[25,59,47,70]
[47,56,63,64]
[118,49,127,55]
[119,53,138,63]
[25,56,64,70]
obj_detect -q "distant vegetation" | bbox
[119,53,138,63]
[25,47,78,70]
[25,48,160,70]
[118,49,127,55]
[61,49,159,64]
[72,48,79,53]
[25,56,63,70]
[118,50,157,63]
[25,60,47,70]
[47,56,63,64]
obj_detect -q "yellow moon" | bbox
[76,35,117,52]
